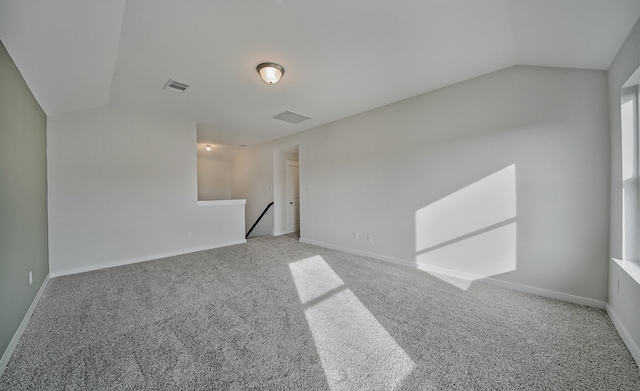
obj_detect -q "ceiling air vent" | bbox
[163,79,189,93]
[272,110,311,124]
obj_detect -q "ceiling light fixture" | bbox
[257,62,284,84]
[205,144,212,151]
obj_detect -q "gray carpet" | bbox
[1,234,639,390]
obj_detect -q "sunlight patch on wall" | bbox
[416,222,516,278]
[415,165,517,288]
[621,92,638,261]
[621,98,636,182]
[289,256,415,390]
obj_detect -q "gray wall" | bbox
[0,41,49,359]
[607,17,640,362]
[233,65,610,304]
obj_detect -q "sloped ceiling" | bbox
[1,0,640,146]
[0,0,125,115]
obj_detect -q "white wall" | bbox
[607,17,640,363]
[232,144,275,238]
[197,157,231,200]
[233,65,610,304]
[48,107,245,276]
[231,148,298,238]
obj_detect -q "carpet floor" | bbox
[1,234,639,390]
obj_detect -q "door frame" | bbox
[272,146,300,236]
[285,160,300,234]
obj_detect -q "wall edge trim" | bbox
[480,276,606,309]
[0,273,50,377]
[50,240,247,278]
[299,237,606,309]
[606,304,640,366]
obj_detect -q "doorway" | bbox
[285,160,300,234]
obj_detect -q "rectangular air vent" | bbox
[272,111,311,124]
[163,79,189,93]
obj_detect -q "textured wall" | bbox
[0,40,49,359]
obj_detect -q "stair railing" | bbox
[246,202,274,239]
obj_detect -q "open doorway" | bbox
[285,160,300,234]
[273,145,299,237]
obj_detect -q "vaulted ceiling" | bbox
[1,0,639,146]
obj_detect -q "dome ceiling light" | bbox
[257,62,284,84]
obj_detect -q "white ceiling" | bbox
[2,0,640,147]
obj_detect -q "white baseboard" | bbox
[299,237,606,309]
[606,304,640,366]
[272,230,295,236]
[481,277,606,309]
[0,273,50,377]
[50,240,247,277]
[300,237,416,267]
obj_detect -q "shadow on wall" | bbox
[415,164,517,290]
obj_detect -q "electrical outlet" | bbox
[353,232,359,240]
[367,234,373,242]
[187,231,193,238]
[29,271,33,285]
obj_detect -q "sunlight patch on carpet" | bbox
[289,256,415,391]
[289,255,345,303]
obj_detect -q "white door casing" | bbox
[286,160,300,233]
